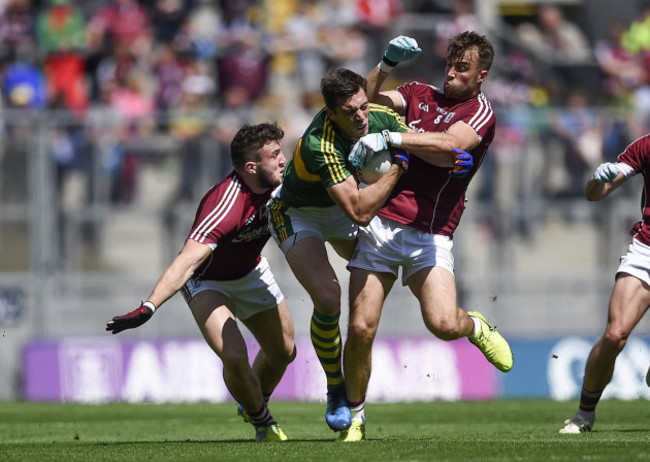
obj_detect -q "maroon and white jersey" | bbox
[378,81,496,237]
[188,171,271,281]
[616,134,650,246]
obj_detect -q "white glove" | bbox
[348,130,403,168]
[381,36,422,72]
[593,162,619,183]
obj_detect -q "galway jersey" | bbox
[187,171,271,281]
[279,103,408,208]
[616,134,650,246]
[378,81,496,237]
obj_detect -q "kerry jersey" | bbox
[187,171,271,281]
[378,81,496,237]
[279,103,408,208]
[616,134,650,246]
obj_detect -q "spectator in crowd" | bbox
[595,22,646,104]
[517,4,592,99]
[546,88,603,199]
[108,67,156,203]
[87,0,153,64]
[37,0,89,116]
[2,59,46,110]
[269,0,326,97]
[150,0,195,45]
[434,0,482,57]
[151,43,189,111]
[620,5,650,136]
[517,4,591,64]
[214,0,270,108]
[168,70,216,204]
[0,0,37,59]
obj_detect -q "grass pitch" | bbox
[1,399,649,461]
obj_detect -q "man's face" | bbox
[255,140,286,189]
[443,46,487,101]
[327,88,370,140]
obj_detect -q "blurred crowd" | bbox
[3,0,650,243]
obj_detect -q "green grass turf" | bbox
[1,399,649,461]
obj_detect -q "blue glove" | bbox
[348,130,395,168]
[449,149,473,178]
[390,148,409,171]
[593,162,619,183]
[382,36,421,69]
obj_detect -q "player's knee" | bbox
[265,342,297,368]
[286,344,297,364]
[347,320,377,345]
[220,347,250,371]
[425,316,463,341]
[313,283,342,315]
[603,328,629,351]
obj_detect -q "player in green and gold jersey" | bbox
[268,68,408,436]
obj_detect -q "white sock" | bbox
[470,316,481,337]
[350,401,365,423]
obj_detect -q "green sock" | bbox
[310,310,343,388]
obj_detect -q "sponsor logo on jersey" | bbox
[232,225,269,243]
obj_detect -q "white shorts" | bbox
[268,187,357,255]
[347,215,455,285]
[617,238,650,286]
[180,257,284,320]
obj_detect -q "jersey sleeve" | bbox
[456,94,496,142]
[187,181,240,249]
[301,132,352,189]
[617,135,650,174]
[396,81,421,112]
[370,103,408,133]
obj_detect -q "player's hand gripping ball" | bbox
[355,149,392,184]
[354,147,409,184]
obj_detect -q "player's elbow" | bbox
[351,214,373,227]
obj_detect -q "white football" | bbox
[354,149,392,184]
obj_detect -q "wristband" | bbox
[385,132,402,147]
[382,55,398,67]
[378,60,394,73]
[143,301,157,312]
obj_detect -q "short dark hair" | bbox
[447,31,494,71]
[320,68,367,111]
[230,123,284,170]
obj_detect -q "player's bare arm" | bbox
[107,237,213,334]
[400,121,479,167]
[146,238,213,308]
[366,66,403,112]
[585,173,627,201]
[327,167,403,226]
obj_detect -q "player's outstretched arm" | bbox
[585,162,627,201]
[106,302,156,334]
[106,239,212,334]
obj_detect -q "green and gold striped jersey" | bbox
[280,103,408,208]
